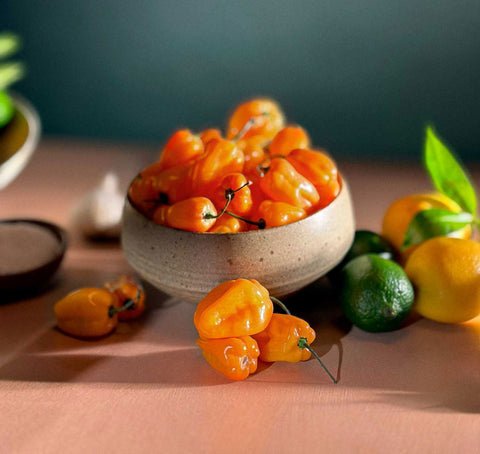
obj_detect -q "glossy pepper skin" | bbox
[227,98,285,142]
[252,313,316,362]
[194,278,273,339]
[212,173,253,216]
[104,275,146,320]
[255,200,306,228]
[158,129,204,171]
[189,138,245,198]
[54,288,119,338]
[154,196,217,232]
[259,158,320,210]
[286,148,337,187]
[269,126,310,157]
[196,336,260,381]
[237,136,268,183]
[208,215,246,233]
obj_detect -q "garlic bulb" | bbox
[70,172,124,239]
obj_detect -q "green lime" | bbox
[329,230,394,286]
[339,254,414,332]
[0,91,14,128]
[343,230,394,263]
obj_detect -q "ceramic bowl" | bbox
[0,219,67,296]
[0,93,41,190]
[122,180,355,304]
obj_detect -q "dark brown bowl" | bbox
[0,219,68,296]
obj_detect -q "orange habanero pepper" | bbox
[227,98,285,142]
[154,196,218,232]
[255,200,306,228]
[208,215,247,233]
[212,173,253,217]
[253,312,337,383]
[194,278,273,339]
[189,138,245,198]
[104,275,146,320]
[158,129,204,171]
[269,125,310,157]
[196,336,260,381]
[54,288,120,338]
[259,158,320,210]
[237,136,268,183]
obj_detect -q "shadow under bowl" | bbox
[0,93,41,190]
[122,181,355,304]
[0,219,68,297]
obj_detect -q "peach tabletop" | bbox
[0,140,479,453]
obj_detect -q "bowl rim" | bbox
[0,92,42,190]
[0,218,68,280]
[125,174,348,237]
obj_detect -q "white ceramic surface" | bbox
[122,181,355,304]
[0,93,41,190]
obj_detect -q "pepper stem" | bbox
[297,337,337,384]
[225,210,266,229]
[233,112,269,142]
[270,296,291,315]
[108,289,141,318]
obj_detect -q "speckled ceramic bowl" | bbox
[121,181,355,304]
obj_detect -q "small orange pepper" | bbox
[255,200,306,228]
[196,336,260,380]
[269,125,310,157]
[158,129,204,170]
[128,175,164,217]
[189,138,245,198]
[212,173,253,217]
[253,311,337,383]
[237,136,268,182]
[194,278,273,339]
[286,148,338,188]
[226,98,285,141]
[252,313,315,362]
[54,288,120,338]
[259,158,320,210]
[154,196,218,232]
[208,215,247,233]
[104,275,146,320]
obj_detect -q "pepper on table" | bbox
[194,279,337,383]
[196,336,260,381]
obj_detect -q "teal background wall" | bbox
[2,0,480,160]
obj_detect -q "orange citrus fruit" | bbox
[381,193,471,262]
[404,237,480,323]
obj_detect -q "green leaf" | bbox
[0,62,25,90]
[424,126,477,214]
[0,33,21,60]
[402,208,473,249]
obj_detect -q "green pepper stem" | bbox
[270,296,291,315]
[108,289,141,318]
[205,196,233,220]
[225,211,266,229]
[297,337,337,384]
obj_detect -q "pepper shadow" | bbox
[281,277,352,383]
[0,347,227,387]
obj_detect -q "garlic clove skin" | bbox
[70,172,125,239]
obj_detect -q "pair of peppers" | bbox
[54,275,146,338]
[194,278,337,382]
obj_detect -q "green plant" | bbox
[402,126,478,248]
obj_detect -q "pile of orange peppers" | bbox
[129,98,341,232]
[194,278,337,383]
[54,275,146,338]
